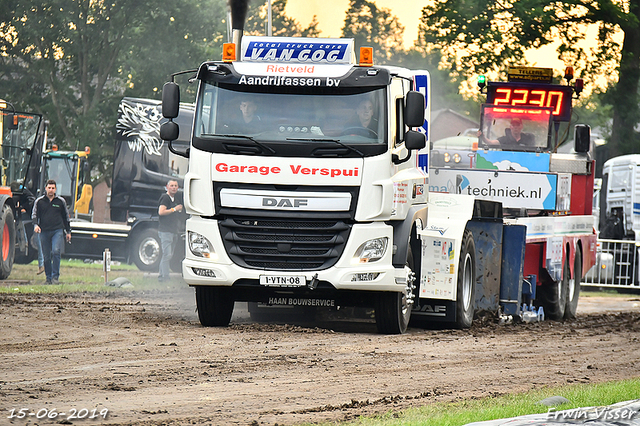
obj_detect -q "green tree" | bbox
[397,30,480,120]
[0,0,227,180]
[121,0,228,101]
[419,0,640,158]
[341,0,405,63]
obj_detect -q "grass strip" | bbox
[324,378,640,426]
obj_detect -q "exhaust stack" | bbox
[232,29,243,61]
[228,0,250,61]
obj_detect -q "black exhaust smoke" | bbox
[228,0,250,30]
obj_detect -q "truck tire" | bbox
[375,246,414,334]
[456,230,476,329]
[195,286,234,327]
[538,257,568,321]
[0,206,16,279]
[565,248,581,319]
[131,228,161,272]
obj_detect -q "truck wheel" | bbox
[565,248,581,319]
[375,246,414,334]
[538,258,568,321]
[131,228,161,272]
[195,286,234,327]
[0,206,16,279]
[456,230,476,329]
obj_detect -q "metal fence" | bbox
[583,239,640,288]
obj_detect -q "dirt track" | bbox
[1,286,640,426]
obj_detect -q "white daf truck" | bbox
[598,155,640,241]
[160,36,573,333]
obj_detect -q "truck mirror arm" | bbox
[393,130,426,164]
[392,152,411,165]
[169,140,189,159]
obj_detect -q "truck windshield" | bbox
[481,105,552,152]
[1,111,42,187]
[194,82,386,148]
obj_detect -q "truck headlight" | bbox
[352,237,388,263]
[188,231,214,258]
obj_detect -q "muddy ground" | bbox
[1,284,640,426]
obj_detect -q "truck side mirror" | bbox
[574,124,590,153]
[160,121,179,142]
[162,82,180,119]
[393,130,426,165]
[404,91,425,128]
[4,113,18,130]
[405,130,426,150]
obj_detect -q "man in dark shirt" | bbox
[497,118,535,147]
[32,180,71,284]
[343,98,379,138]
[157,179,184,281]
[479,117,535,149]
[232,99,263,134]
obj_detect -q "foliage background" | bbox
[1,0,629,185]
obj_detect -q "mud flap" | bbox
[464,220,504,313]
[499,224,527,316]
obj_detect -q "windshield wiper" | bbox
[286,137,364,157]
[215,134,276,154]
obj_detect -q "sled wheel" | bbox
[539,255,568,321]
[564,248,581,319]
[456,230,475,329]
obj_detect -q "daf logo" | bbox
[415,304,447,316]
[262,197,308,208]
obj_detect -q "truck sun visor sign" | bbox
[241,36,354,64]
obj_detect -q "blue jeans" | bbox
[158,231,176,279]
[37,232,44,267]
[40,229,64,281]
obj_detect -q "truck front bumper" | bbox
[182,216,407,293]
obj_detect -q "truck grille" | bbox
[219,217,352,271]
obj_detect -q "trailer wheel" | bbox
[0,206,16,279]
[131,228,161,272]
[565,248,581,319]
[538,259,568,321]
[195,286,234,327]
[375,246,415,334]
[456,230,476,329]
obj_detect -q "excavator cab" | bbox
[40,147,92,219]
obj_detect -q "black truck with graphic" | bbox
[63,97,193,271]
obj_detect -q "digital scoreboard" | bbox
[486,82,573,121]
